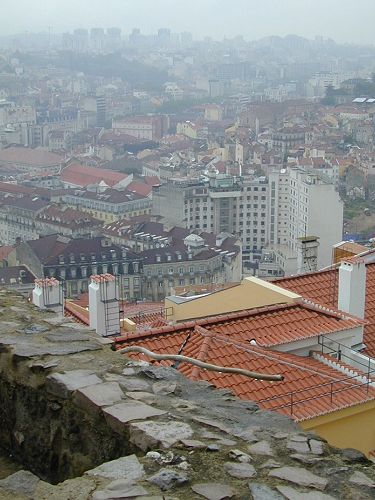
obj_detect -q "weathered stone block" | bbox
[129,420,193,451]
[103,401,166,434]
[46,370,102,398]
[192,482,236,499]
[86,454,145,481]
[269,466,328,491]
[74,382,124,412]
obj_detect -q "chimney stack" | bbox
[89,274,119,336]
[32,278,63,314]
[338,259,366,319]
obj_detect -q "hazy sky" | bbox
[3,0,375,45]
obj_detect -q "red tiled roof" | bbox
[115,327,375,421]
[276,263,375,358]
[115,301,364,348]
[60,163,128,188]
[126,181,152,197]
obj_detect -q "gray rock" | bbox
[46,370,102,398]
[92,480,148,499]
[192,482,236,499]
[290,435,309,442]
[117,377,151,392]
[192,416,231,434]
[29,359,60,370]
[21,324,49,334]
[276,485,337,499]
[287,440,311,454]
[103,401,166,433]
[248,440,273,456]
[290,454,323,465]
[74,382,124,411]
[180,439,206,449]
[349,471,375,488]
[206,444,220,452]
[326,467,348,475]
[125,391,157,404]
[147,468,188,491]
[215,438,238,446]
[0,470,40,497]
[269,467,328,491]
[231,427,259,443]
[273,432,289,440]
[341,448,370,463]
[249,483,283,499]
[86,454,144,481]
[308,439,324,455]
[223,461,256,479]
[129,420,193,451]
[260,459,282,469]
[228,449,252,463]
[13,342,101,358]
[45,329,89,342]
[153,380,181,395]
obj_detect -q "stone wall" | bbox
[0,288,374,499]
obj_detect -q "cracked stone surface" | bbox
[46,370,102,398]
[92,480,149,499]
[248,440,274,456]
[277,485,337,499]
[349,471,375,488]
[129,420,193,451]
[147,468,189,491]
[223,461,257,478]
[249,482,284,499]
[74,382,124,411]
[103,401,166,433]
[86,455,144,481]
[191,482,236,499]
[0,470,40,497]
[269,466,328,491]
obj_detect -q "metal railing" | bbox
[258,367,375,416]
[257,335,375,416]
[318,335,373,382]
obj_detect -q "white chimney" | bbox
[32,278,62,314]
[338,259,366,319]
[89,274,119,336]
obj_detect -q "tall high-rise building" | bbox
[96,95,106,127]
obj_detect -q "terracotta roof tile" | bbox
[277,263,375,358]
[115,327,375,421]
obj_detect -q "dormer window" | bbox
[58,254,64,264]
[69,253,75,264]
[177,254,182,261]
[156,255,161,263]
[167,254,172,262]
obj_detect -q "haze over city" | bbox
[2,0,375,45]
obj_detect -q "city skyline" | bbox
[2,0,375,46]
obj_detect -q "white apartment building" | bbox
[265,167,343,275]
